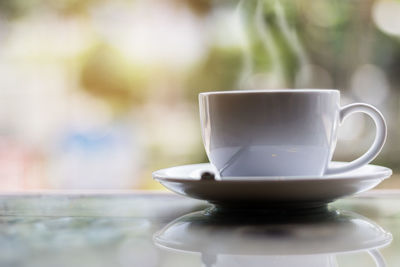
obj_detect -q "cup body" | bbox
[199,89,340,177]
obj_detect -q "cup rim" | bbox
[199,89,339,96]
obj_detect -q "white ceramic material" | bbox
[152,162,392,206]
[199,89,387,176]
[154,209,392,267]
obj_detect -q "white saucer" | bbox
[153,162,392,207]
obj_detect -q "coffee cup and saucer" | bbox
[153,89,392,208]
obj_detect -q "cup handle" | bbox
[325,103,387,175]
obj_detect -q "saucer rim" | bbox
[152,162,392,183]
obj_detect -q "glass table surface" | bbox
[0,190,399,267]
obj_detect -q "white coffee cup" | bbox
[199,89,386,177]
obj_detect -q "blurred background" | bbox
[0,0,398,190]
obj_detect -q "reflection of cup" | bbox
[154,208,392,267]
[199,90,386,176]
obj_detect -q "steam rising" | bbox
[237,0,310,89]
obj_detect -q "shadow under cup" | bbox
[199,90,342,177]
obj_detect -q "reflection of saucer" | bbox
[153,162,392,207]
[154,209,392,267]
